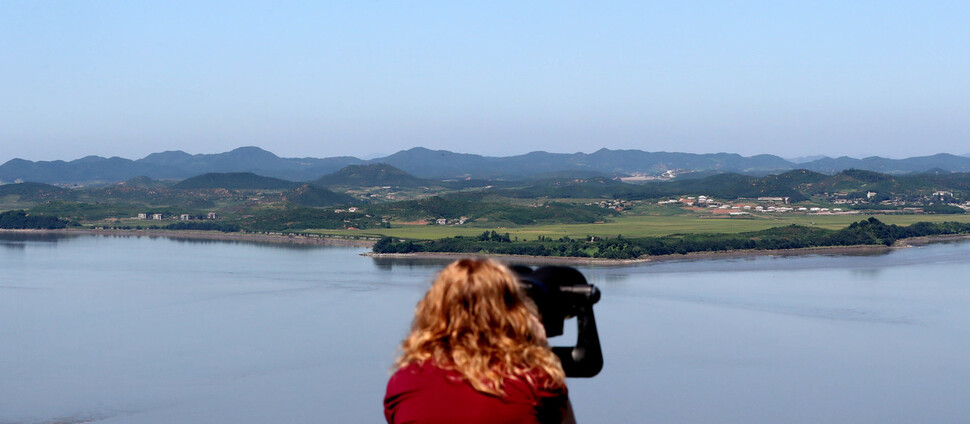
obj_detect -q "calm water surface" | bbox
[2,233,969,423]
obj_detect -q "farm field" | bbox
[303,213,970,240]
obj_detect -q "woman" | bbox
[384,258,575,424]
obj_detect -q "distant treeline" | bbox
[373,218,970,259]
[0,210,71,229]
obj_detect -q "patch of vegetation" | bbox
[921,204,966,214]
[236,205,385,232]
[122,176,172,188]
[312,163,432,188]
[0,210,71,229]
[284,184,356,207]
[0,182,76,202]
[173,172,300,189]
[373,218,970,259]
[28,201,143,221]
[365,192,618,225]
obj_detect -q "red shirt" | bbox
[384,361,568,424]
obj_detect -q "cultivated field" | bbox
[303,213,970,240]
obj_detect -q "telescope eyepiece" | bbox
[558,284,601,304]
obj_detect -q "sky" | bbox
[2,1,968,163]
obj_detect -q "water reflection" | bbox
[0,231,79,244]
[0,231,76,252]
[0,241,26,251]
[850,268,884,279]
[370,256,453,271]
[0,231,353,251]
[161,236,333,250]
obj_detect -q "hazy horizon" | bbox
[3,145,969,164]
[3,2,968,164]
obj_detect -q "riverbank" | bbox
[366,234,970,266]
[7,228,970,265]
[0,228,376,247]
[895,234,970,246]
[365,244,897,266]
[364,251,655,265]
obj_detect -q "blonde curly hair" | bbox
[394,258,566,396]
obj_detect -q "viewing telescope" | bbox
[510,265,603,378]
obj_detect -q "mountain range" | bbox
[4,146,970,185]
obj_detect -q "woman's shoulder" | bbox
[513,369,568,401]
[386,361,459,395]
[387,361,566,403]
[389,361,449,381]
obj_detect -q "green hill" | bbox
[0,182,76,202]
[365,192,618,225]
[0,210,71,229]
[172,172,301,189]
[312,163,431,188]
[500,173,810,202]
[764,169,829,186]
[284,184,357,207]
[800,169,903,197]
[122,176,171,188]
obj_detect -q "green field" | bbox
[302,213,970,240]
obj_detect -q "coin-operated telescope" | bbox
[511,265,603,378]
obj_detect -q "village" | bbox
[135,212,219,221]
[655,195,859,215]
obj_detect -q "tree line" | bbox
[0,210,72,229]
[372,218,970,259]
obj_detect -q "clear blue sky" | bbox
[2,1,968,162]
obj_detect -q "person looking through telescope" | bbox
[384,258,576,424]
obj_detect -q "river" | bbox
[2,232,969,423]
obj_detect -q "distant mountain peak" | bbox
[223,146,280,159]
[139,150,193,164]
[172,172,299,189]
[313,163,428,187]
[229,146,274,154]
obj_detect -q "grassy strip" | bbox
[373,218,970,259]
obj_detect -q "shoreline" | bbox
[366,234,970,266]
[6,228,970,265]
[364,244,897,266]
[0,228,376,247]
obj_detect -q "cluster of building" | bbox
[657,195,855,215]
[587,200,631,211]
[618,169,681,182]
[434,217,468,225]
[718,205,850,215]
[136,212,218,221]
